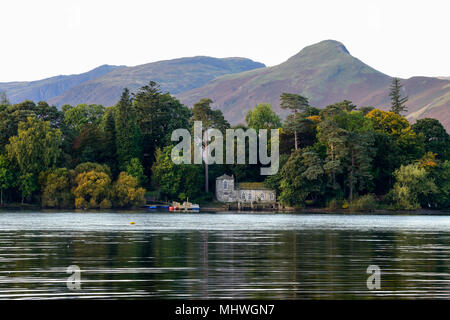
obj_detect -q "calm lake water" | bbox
[1,210,450,299]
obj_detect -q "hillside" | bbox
[0,65,123,104]
[177,40,450,131]
[48,57,265,106]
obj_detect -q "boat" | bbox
[169,199,200,212]
[145,204,170,209]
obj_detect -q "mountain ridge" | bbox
[0,64,124,103]
[1,40,448,131]
[176,40,450,131]
[47,56,265,106]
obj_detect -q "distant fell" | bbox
[177,40,450,131]
[48,56,265,106]
[0,65,123,104]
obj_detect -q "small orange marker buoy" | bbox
[130,222,135,225]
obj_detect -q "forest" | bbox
[0,78,448,211]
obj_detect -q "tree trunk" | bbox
[205,159,209,193]
[331,143,336,187]
[349,150,355,202]
[204,129,209,193]
[294,110,298,150]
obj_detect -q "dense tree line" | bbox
[0,77,448,211]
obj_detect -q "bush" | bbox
[348,194,378,212]
[327,198,344,210]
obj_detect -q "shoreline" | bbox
[1,202,449,215]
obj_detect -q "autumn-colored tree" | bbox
[39,168,74,208]
[366,109,424,193]
[112,172,146,208]
[73,162,111,177]
[73,170,112,209]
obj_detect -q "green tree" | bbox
[263,153,289,196]
[191,98,229,193]
[71,124,105,164]
[6,117,62,202]
[424,160,450,209]
[36,101,64,129]
[152,146,204,201]
[278,148,324,207]
[115,88,142,170]
[366,109,425,193]
[132,81,191,177]
[389,77,408,114]
[63,103,105,133]
[280,93,309,150]
[0,154,14,205]
[0,100,37,151]
[17,173,35,204]
[389,163,437,210]
[245,103,282,130]
[318,110,375,201]
[126,157,147,186]
[0,91,9,106]
[101,107,118,176]
[6,117,62,176]
[412,118,449,160]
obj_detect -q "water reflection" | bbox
[0,212,450,299]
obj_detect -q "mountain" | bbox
[177,40,450,131]
[47,57,265,106]
[0,65,123,104]
[0,57,265,107]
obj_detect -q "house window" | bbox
[260,193,264,200]
[270,193,275,200]
[241,192,246,200]
[248,192,252,201]
[223,180,228,190]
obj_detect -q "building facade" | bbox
[215,174,276,203]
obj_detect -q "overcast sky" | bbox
[1,0,448,82]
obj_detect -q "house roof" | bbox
[237,182,272,190]
[216,174,233,180]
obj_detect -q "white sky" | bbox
[0,0,449,82]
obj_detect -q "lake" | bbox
[1,210,450,299]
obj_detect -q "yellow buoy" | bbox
[130,222,135,225]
